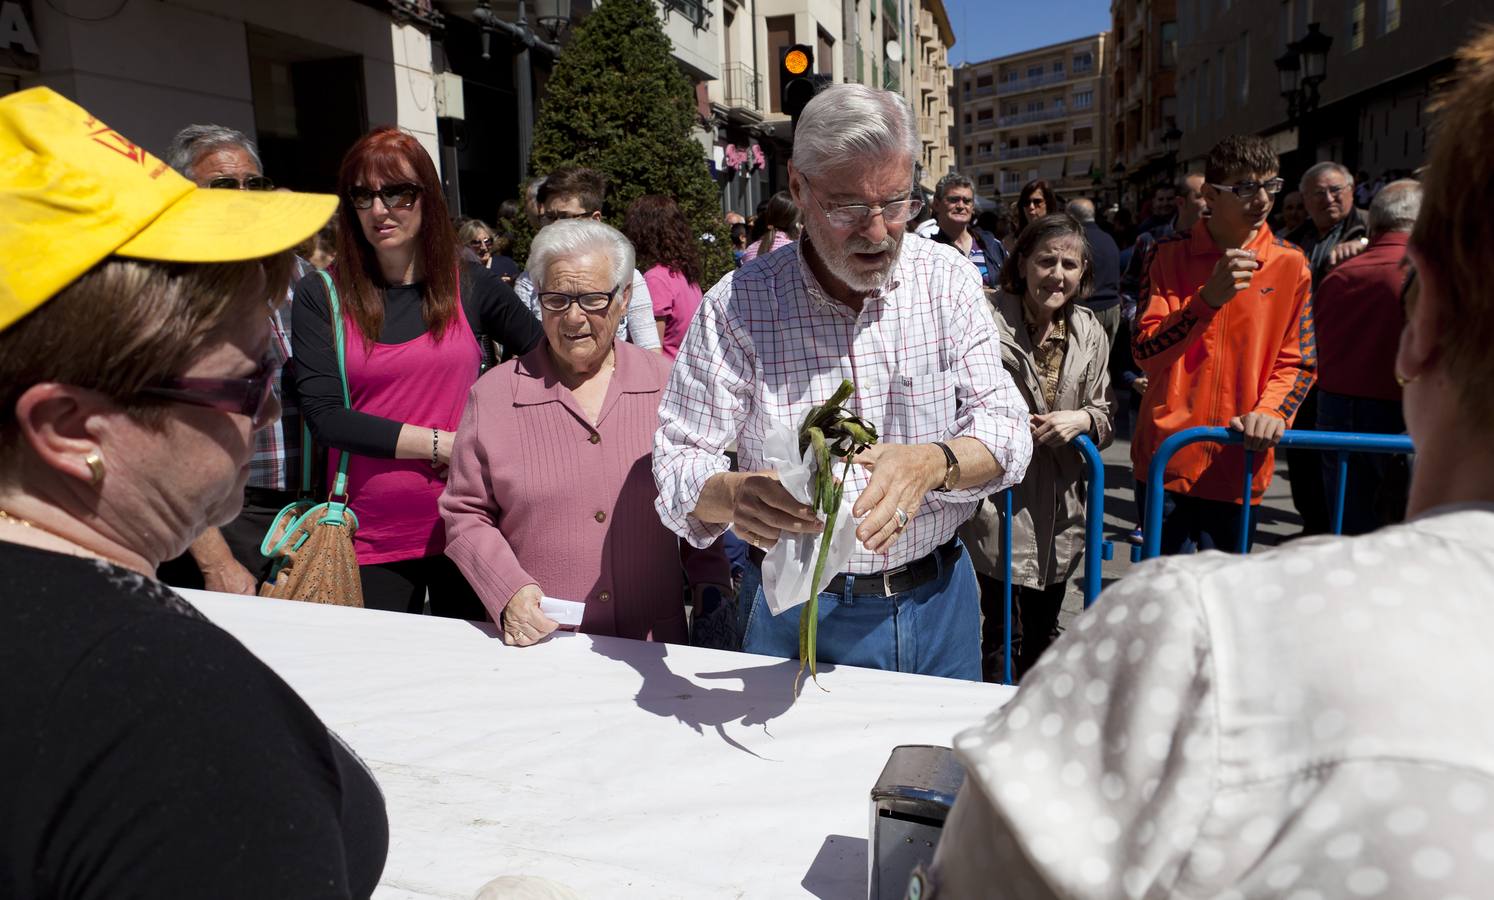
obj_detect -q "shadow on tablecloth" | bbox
[802,833,869,899]
[587,635,809,758]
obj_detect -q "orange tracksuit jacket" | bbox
[1131,220,1316,504]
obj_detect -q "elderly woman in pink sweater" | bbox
[441,220,731,646]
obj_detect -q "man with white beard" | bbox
[651,84,1033,680]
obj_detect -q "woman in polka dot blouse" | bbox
[923,28,1494,900]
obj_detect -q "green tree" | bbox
[520,0,732,285]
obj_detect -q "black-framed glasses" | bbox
[468,237,493,249]
[1210,178,1285,200]
[207,175,275,191]
[541,209,591,224]
[800,173,922,229]
[537,285,620,313]
[347,183,422,210]
[137,355,278,429]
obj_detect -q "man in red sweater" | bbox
[1313,179,1421,534]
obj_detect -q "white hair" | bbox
[791,84,920,179]
[526,219,635,291]
[166,124,262,179]
[1368,179,1422,235]
[1299,161,1354,191]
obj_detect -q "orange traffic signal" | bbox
[784,48,809,75]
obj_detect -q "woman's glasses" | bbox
[347,183,422,210]
[537,286,619,313]
[137,355,279,429]
[468,237,494,250]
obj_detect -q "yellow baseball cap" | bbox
[0,87,339,333]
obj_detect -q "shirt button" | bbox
[589,433,601,445]
[594,510,607,523]
[597,591,610,603]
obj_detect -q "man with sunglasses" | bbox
[1131,135,1315,555]
[926,172,1005,290]
[655,85,1032,681]
[158,123,310,594]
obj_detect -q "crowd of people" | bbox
[2,22,1492,899]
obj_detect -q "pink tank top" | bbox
[335,286,481,564]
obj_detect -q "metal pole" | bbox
[515,0,535,182]
[1238,450,1254,554]
[1002,489,1013,686]
[1332,450,1349,535]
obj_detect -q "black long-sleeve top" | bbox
[292,263,543,458]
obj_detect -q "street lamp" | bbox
[471,0,566,184]
[1275,23,1332,125]
[1111,159,1127,207]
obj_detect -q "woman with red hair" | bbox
[293,127,543,616]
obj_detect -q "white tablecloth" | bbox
[181,591,1015,900]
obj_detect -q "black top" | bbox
[1080,220,1122,312]
[0,541,388,899]
[292,262,543,458]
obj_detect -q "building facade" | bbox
[1109,0,1177,210]
[909,0,956,188]
[955,33,1110,209]
[1176,0,1494,186]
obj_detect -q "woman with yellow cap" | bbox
[0,89,386,898]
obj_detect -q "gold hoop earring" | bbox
[84,451,105,486]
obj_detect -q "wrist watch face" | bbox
[942,462,961,491]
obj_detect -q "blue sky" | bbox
[943,0,1113,66]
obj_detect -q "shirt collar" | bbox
[513,339,662,406]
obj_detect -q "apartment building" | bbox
[1176,0,1494,184]
[955,33,1109,207]
[909,0,957,187]
[1109,0,1178,209]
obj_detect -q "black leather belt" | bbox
[748,536,962,598]
[243,487,300,510]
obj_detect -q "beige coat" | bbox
[960,291,1114,589]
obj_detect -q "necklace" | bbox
[0,507,115,565]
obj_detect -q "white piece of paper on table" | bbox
[540,596,586,627]
[759,420,857,616]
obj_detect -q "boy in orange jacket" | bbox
[1131,135,1316,554]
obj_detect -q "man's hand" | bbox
[731,473,822,551]
[1132,375,1149,394]
[1228,411,1286,451]
[1200,249,1261,308]
[851,444,945,554]
[1030,411,1092,448]
[501,584,559,646]
[1328,238,1368,268]
[202,559,257,595]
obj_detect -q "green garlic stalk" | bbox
[795,379,879,695]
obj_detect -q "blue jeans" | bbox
[736,542,982,681]
[1136,480,1258,556]
[1316,391,1410,535]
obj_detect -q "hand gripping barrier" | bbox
[1137,427,1415,561]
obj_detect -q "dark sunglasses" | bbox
[207,175,275,191]
[541,209,591,224]
[347,183,422,210]
[137,355,278,429]
[468,237,494,249]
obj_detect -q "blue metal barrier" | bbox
[997,434,1111,684]
[1138,427,1415,561]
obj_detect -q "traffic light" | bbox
[779,44,831,125]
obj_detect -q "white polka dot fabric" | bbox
[930,504,1494,898]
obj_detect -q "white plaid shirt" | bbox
[247,258,313,492]
[653,234,1032,573]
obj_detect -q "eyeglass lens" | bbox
[349,184,421,210]
[538,291,614,312]
[207,176,275,191]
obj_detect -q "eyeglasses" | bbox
[468,237,493,249]
[942,196,975,208]
[207,175,275,191]
[537,285,620,313]
[347,183,422,210]
[137,355,279,429]
[800,174,922,229]
[1307,184,1349,200]
[541,209,592,224]
[1209,178,1285,200]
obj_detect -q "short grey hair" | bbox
[1066,198,1096,222]
[166,124,262,179]
[935,172,975,201]
[1367,179,1422,235]
[792,84,920,179]
[1300,161,1354,191]
[526,219,635,292]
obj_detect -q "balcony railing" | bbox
[998,106,1069,127]
[997,70,1069,95]
[721,63,760,113]
[969,116,997,132]
[999,142,1068,161]
[662,0,711,30]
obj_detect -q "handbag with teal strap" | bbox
[258,271,364,606]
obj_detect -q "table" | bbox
[182,591,1015,899]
